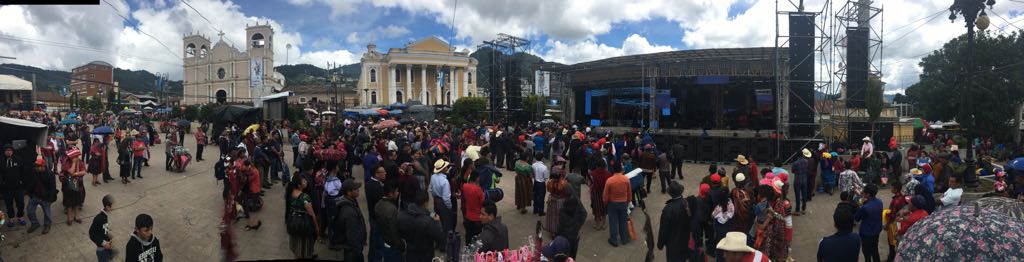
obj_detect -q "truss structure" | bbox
[479,33,531,122]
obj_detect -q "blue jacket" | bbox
[817,231,861,262]
[914,174,935,194]
[854,197,883,236]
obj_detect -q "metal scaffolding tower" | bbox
[479,33,531,123]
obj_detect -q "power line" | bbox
[180,0,237,47]
[990,11,1024,32]
[886,10,947,34]
[0,34,182,67]
[101,0,181,61]
[883,10,945,48]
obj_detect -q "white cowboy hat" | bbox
[801,148,812,158]
[433,159,450,173]
[735,173,746,182]
[717,232,757,253]
[862,136,872,142]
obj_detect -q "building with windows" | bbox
[357,37,478,106]
[182,22,281,106]
[70,61,113,97]
[282,84,358,110]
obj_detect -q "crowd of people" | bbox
[5,107,1024,262]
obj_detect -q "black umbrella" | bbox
[972,196,1024,221]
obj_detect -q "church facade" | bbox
[357,37,478,106]
[182,22,280,106]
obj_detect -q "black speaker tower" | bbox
[845,27,869,108]
[788,12,816,138]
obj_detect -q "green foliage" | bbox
[905,30,1024,140]
[182,106,197,121]
[275,63,360,86]
[197,105,213,124]
[451,97,488,125]
[523,95,542,121]
[865,76,884,123]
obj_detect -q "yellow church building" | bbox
[357,37,478,106]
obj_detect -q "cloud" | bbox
[0,0,361,81]
[541,34,674,64]
[311,37,332,49]
[286,0,313,7]
[343,25,410,45]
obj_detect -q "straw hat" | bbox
[801,148,812,158]
[433,159,450,173]
[910,168,923,175]
[950,145,959,152]
[735,154,749,165]
[717,232,757,253]
[735,173,746,182]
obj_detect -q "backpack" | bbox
[214,159,226,180]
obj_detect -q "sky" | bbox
[0,0,1021,93]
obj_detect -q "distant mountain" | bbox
[275,63,360,86]
[0,63,182,96]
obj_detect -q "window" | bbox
[300,97,307,103]
[89,74,95,79]
[251,33,265,48]
[468,72,472,84]
[370,69,377,82]
[370,91,377,104]
[395,68,401,82]
[396,91,403,102]
[218,68,226,79]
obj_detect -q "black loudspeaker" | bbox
[847,122,893,146]
[846,27,870,108]
[677,136,697,161]
[697,137,720,162]
[507,57,522,111]
[750,138,776,163]
[721,138,748,163]
[788,12,817,138]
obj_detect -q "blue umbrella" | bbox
[1008,157,1024,171]
[388,109,403,115]
[389,102,408,109]
[59,118,79,125]
[92,126,114,135]
[177,120,191,127]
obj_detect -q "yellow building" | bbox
[357,37,478,106]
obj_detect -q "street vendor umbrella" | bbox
[373,119,400,129]
[120,108,138,115]
[911,118,928,129]
[896,203,1024,261]
[303,108,319,115]
[59,118,80,125]
[376,109,390,116]
[398,118,416,125]
[1007,157,1024,171]
[972,197,1024,221]
[321,110,337,116]
[0,116,48,147]
[91,126,114,135]
[314,148,344,162]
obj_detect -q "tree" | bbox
[865,76,885,135]
[892,93,910,105]
[451,97,487,125]
[904,30,1024,140]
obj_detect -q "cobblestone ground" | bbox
[0,135,892,261]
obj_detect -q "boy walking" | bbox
[125,214,163,262]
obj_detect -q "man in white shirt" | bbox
[939,175,963,211]
[532,153,549,216]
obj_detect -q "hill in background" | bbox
[0,63,183,97]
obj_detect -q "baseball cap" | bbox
[542,236,571,259]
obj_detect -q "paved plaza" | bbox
[0,136,893,261]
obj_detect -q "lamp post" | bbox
[949,0,994,188]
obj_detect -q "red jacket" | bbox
[898,209,928,236]
[462,182,485,222]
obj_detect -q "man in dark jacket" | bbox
[478,201,508,252]
[658,182,692,261]
[399,191,444,262]
[335,180,366,262]
[26,158,57,234]
[365,166,386,262]
[557,196,587,259]
[125,214,163,262]
[374,183,403,261]
[817,206,861,262]
[1,145,25,227]
[89,195,115,262]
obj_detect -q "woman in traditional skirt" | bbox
[588,159,611,230]
[62,148,86,225]
[288,175,319,259]
[514,152,534,214]
[544,159,569,234]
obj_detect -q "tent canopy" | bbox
[211,105,262,137]
[0,75,32,91]
[0,116,48,147]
